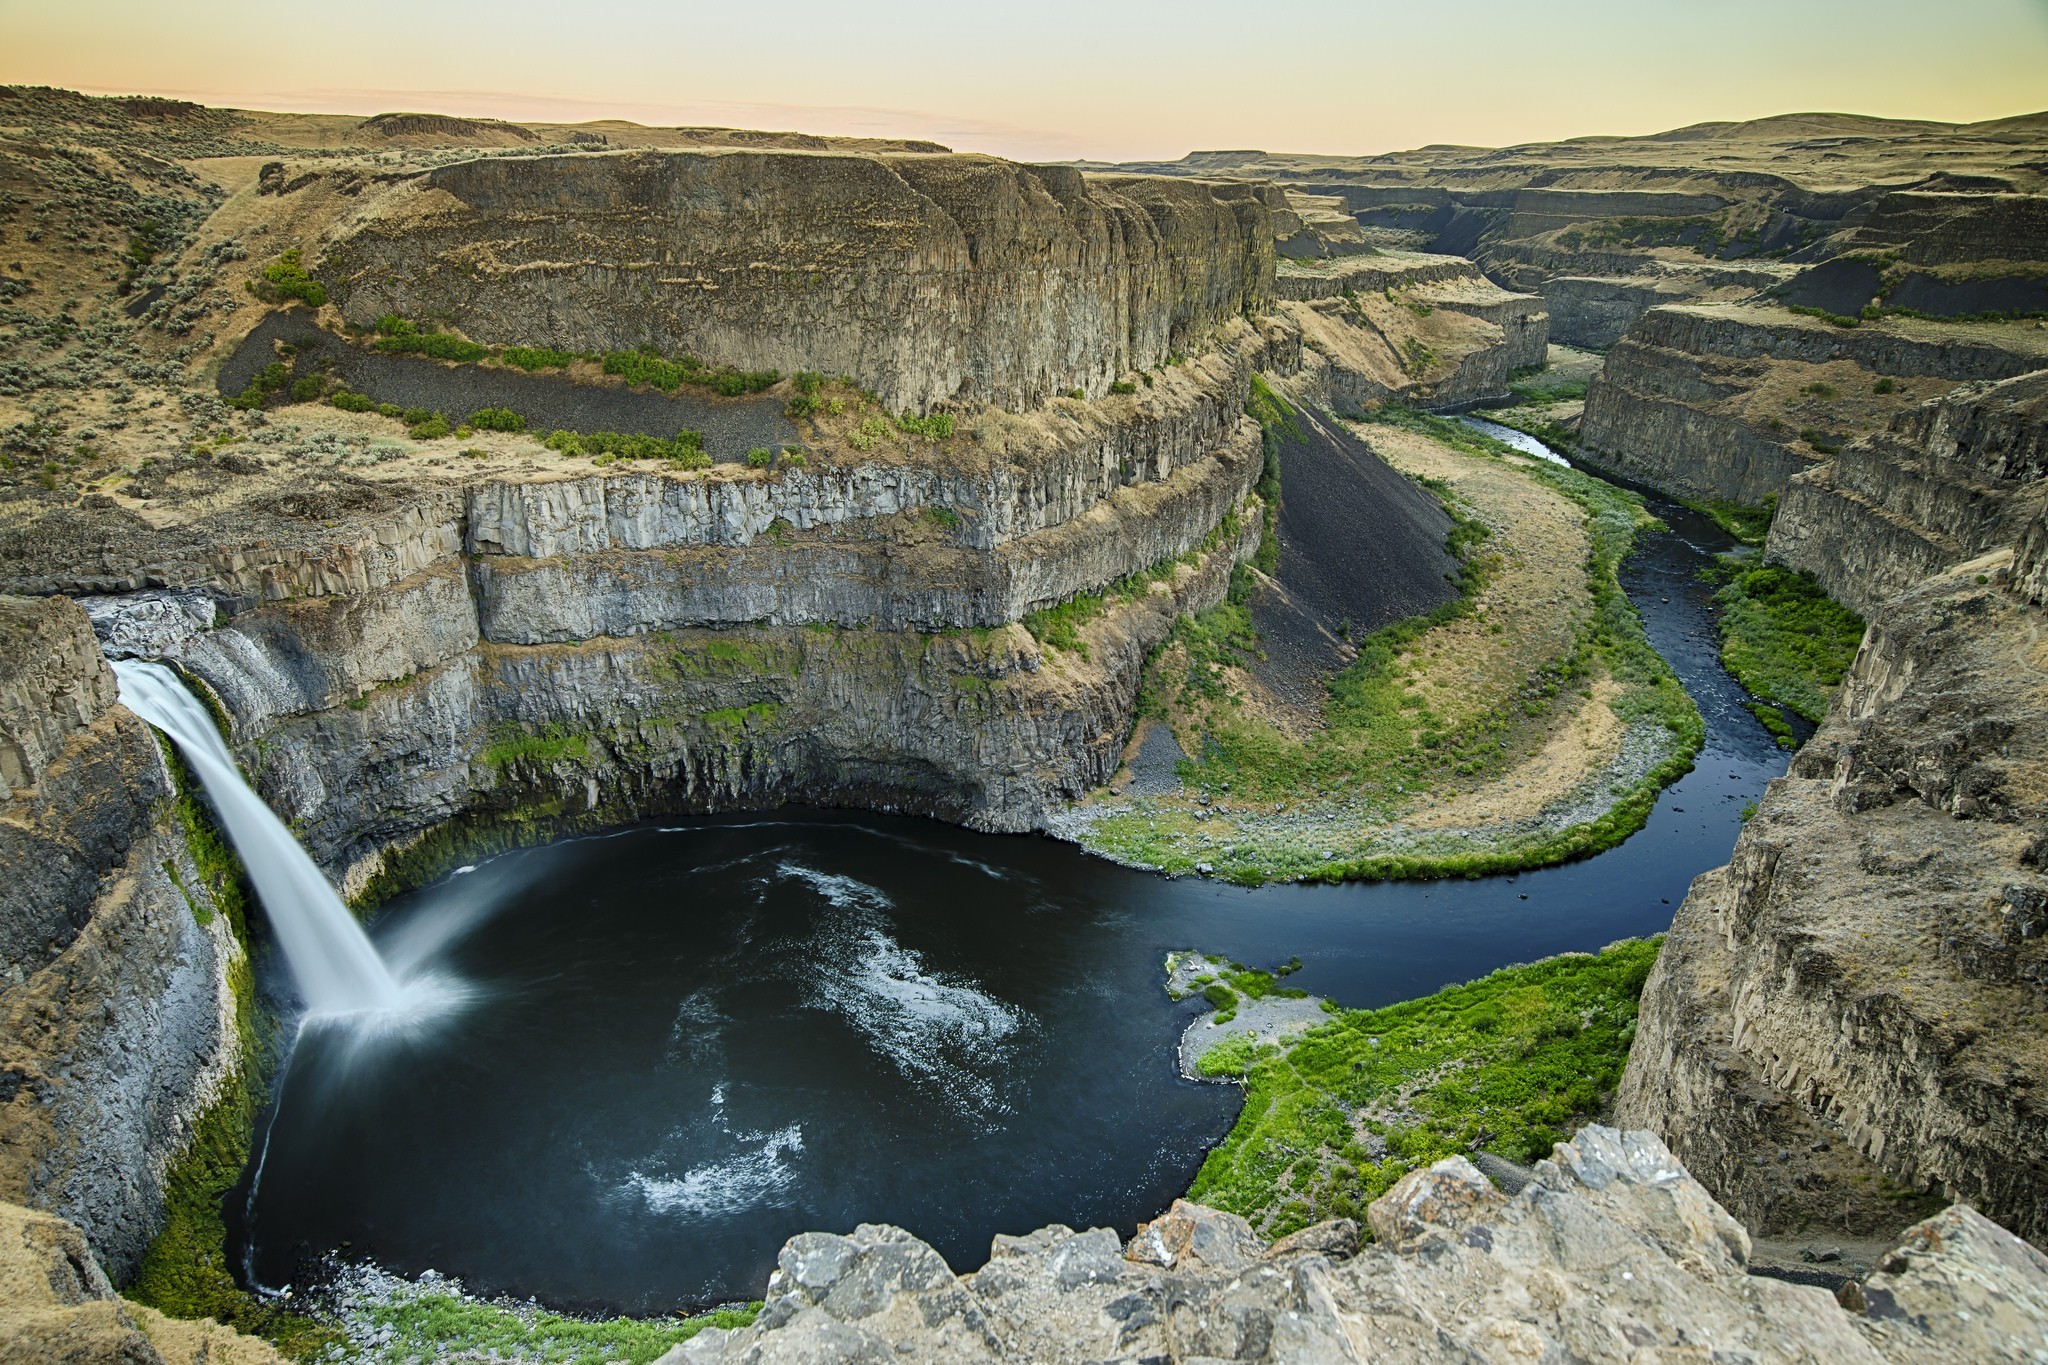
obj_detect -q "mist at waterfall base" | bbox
[111,660,463,1026]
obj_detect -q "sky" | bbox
[4,0,2046,162]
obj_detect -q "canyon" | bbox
[2,86,2048,1363]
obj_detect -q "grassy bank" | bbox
[1707,559,1865,736]
[328,1271,757,1365]
[1075,404,1702,885]
[1184,938,1661,1237]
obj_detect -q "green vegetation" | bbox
[328,389,375,413]
[372,315,488,362]
[895,410,955,440]
[255,249,326,308]
[1025,506,1252,664]
[1093,409,1703,885]
[1800,427,1842,456]
[227,359,291,410]
[602,346,779,396]
[1784,303,1862,329]
[1873,376,1896,395]
[1506,366,1588,404]
[1690,494,1777,546]
[468,406,526,432]
[1111,379,1139,395]
[847,414,897,452]
[745,446,774,468]
[784,371,826,419]
[353,1292,757,1365]
[408,413,451,441]
[1708,559,1865,728]
[1186,938,1660,1235]
[543,428,708,469]
[924,505,960,531]
[502,345,579,371]
[482,722,592,768]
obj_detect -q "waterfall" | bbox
[113,659,404,1017]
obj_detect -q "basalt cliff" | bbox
[4,86,2048,1364]
[1617,371,2048,1249]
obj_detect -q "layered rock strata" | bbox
[14,390,1266,894]
[1617,548,2048,1243]
[319,151,1274,412]
[0,598,243,1280]
[670,1128,2048,1364]
[1768,370,2048,613]
[1579,303,2048,506]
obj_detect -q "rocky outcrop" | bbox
[0,1200,284,1365]
[1579,303,2048,507]
[668,1128,2048,1364]
[1617,553,2048,1244]
[320,151,1274,413]
[0,599,243,1281]
[1768,370,2048,613]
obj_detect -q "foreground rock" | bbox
[668,1127,2048,1364]
[0,1200,282,1365]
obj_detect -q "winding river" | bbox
[235,437,1787,1314]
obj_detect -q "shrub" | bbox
[227,359,291,410]
[377,402,403,418]
[1111,379,1138,395]
[501,345,577,371]
[1873,376,1896,394]
[287,375,323,403]
[468,407,526,432]
[375,329,487,363]
[782,447,808,468]
[896,411,954,439]
[1068,387,1086,401]
[258,249,326,308]
[745,447,773,468]
[408,414,451,440]
[328,390,374,412]
[847,415,896,451]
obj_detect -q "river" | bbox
[235,434,1784,1313]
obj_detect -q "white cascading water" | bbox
[113,658,404,1017]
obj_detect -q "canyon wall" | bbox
[1579,303,2048,507]
[318,151,1274,413]
[1767,370,2048,613]
[0,598,244,1281]
[8,331,1286,900]
[1616,536,2048,1243]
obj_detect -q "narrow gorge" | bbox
[3,81,2048,1365]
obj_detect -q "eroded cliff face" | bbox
[1768,371,2048,613]
[1617,546,2048,1243]
[12,330,1275,899]
[0,598,243,1281]
[317,151,1274,413]
[1579,303,2048,507]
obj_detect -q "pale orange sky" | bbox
[4,0,2045,161]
